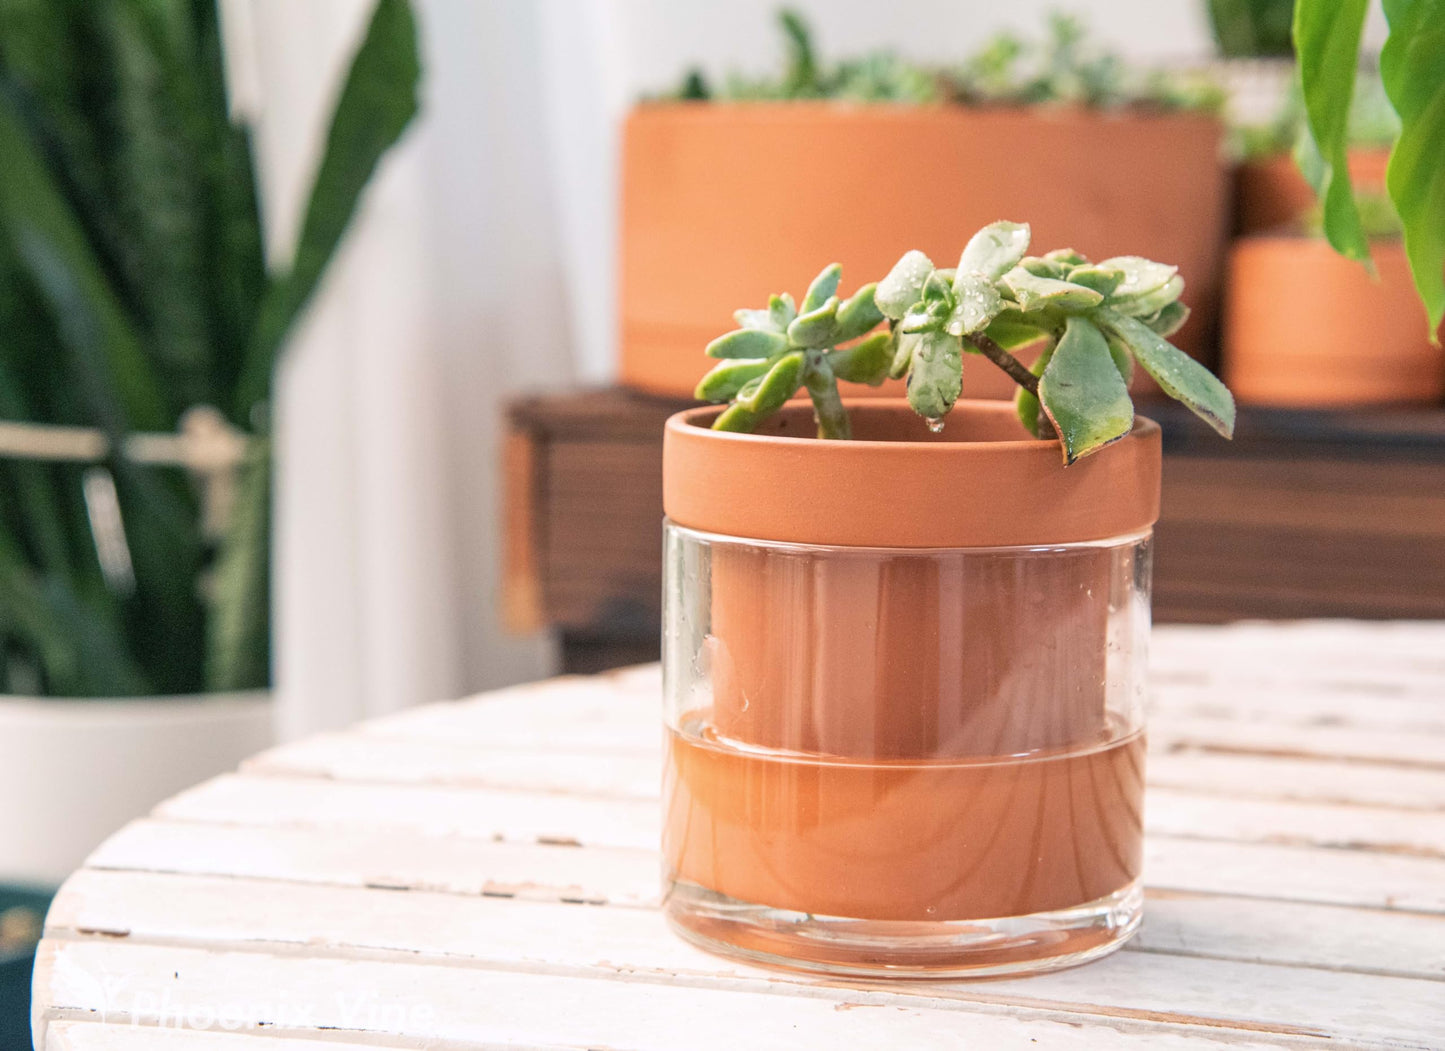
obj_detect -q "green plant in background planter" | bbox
[0,0,421,697]
[1294,0,1445,338]
[1208,0,1297,58]
[699,220,1235,462]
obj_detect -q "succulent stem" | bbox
[971,333,1040,395]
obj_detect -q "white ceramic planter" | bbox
[0,691,273,886]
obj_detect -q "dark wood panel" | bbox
[506,388,1445,670]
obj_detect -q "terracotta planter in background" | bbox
[1223,236,1444,407]
[660,400,1160,977]
[1235,149,1390,235]
[621,103,1229,400]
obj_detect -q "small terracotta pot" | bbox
[660,400,1160,976]
[1223,236,1444,407]
[1235,149,1391,236]
[621,103,1229,400]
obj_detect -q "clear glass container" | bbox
[661,521,1151,978]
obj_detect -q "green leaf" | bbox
[985,314,1055,352]
[1044,248,1087,268]
[956,220,1030,280]
[1111,274,1186,317]
[946,272,1003,336]
[712,351,805,432]
[0,88,169,432]
[833,283,884,341]
[1106,332,1135,384]
[206,436,272,691]
[1141,300,1191,338]
[733,307,783,332]
[786,295,839,348]
[888,328,914,379]
[1099,256,1179,305]
[803,356,850,439]
[695,357,773,400]
[829,331,893,385]
[905,330,962,419]
[876,250,935,319]
[1380,0,1445,337]
[801,262,842,313]
[1038,317,1135,464]
[706,327,789,359]
[1019,255,1066,279]
[234,0,421,418]
[769,292,798,329]
[1099,309,1236,438]
[1015,343,1056,437]
[1294,0,1372,266]
[1001,267,1105,312]
[1066,265,1125,297]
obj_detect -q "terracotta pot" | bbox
[1235,149,1391,235]
[660,400,1160,977]
[621,103,1229,400]
[1223,236,1444,407]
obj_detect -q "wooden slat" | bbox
[35,938,1426,1050]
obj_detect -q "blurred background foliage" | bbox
[0,0,419,697]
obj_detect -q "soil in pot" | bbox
[660,401,1160,976]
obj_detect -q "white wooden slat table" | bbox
[31,621,1445,1050]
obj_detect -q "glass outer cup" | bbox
[659,400,1162,979]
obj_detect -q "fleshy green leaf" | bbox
[833,282,884,341]
[803,356,850,439]
[1379,0,1445,337]
[888,328,915,379]
[1019,255,1066,279]
[1141,300,1191,338]
[786,295,839,347]
[734,307,783,332]
[899,298,949,334]
[1038,316,1135,464]
[1044,248,1087,267]
[905,330,962,419]
[1294,0,1372,267]
[956,220,1030,280]
[706,327,789,359]
[946,272,1003,336]
[1015,343,1056,437]
[1066,265,1125,297]
[712,351,805,432]
[1110,274,1185,317]
[1106,333,1135,384]
[985,314,1055,352]
[1099,309,1235,438]
[1001,267,1105,311]
[770,292,798,329]
[1099,256,1179,305]
[801,262,842,313]
[695,357,773,400]
[829,331,893,385]
[876,250,935,319]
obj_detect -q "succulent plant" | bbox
[697,221,1236,464]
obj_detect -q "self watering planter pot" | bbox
[660,400,1160,977]
[1223,236,1445,407]
[620,103,1228,400]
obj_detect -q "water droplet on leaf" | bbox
[926,417,945,434]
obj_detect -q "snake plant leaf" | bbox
[734,307,783,332]
[876,249,935,319]
[1066,265,1125,297]
[1014,342,1056,437]
[956,220,1031,280]
[1378,0,1445,337]
[706,327,790,359]
[1294,0,1372,270]
[769,292,798,330]
[946,272,1004,336]
[1044,247,1088,268]
[1141,300,1191,338]
[713,350,805,432]
[787,295,839,347]
[206,436,272,691]
[695,357,774,400]
[1001,267,1106,312]
[905,330,963,419]
[1019,255,1066,279]
[1110,273,1185,317]
[829,330,894,385]
[0,90,169,432]
[801,262,842,313]
[1038,316,1135,464]
[1099,256,1178,306]
[1100,309,1235,438]
[833,282,884,341]
[804,357,850,439]
[234,0,421,418]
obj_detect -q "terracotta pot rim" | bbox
[632,99,1221,125]
[667,518,1153,554]
[663,400,1162,548]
